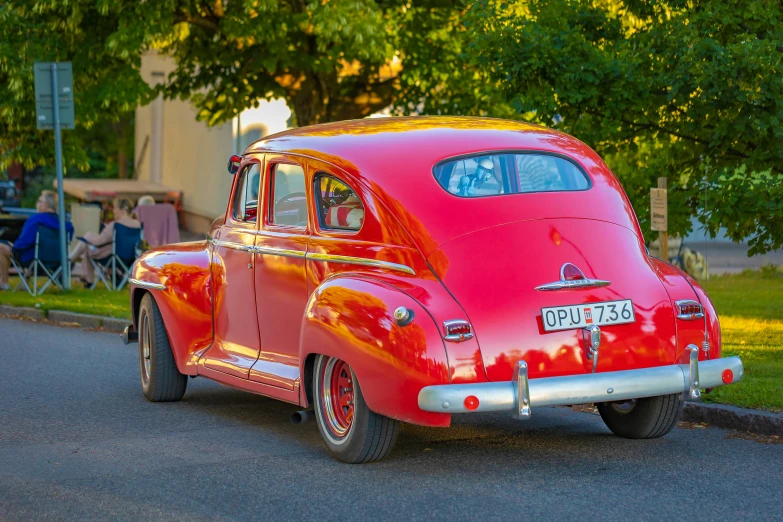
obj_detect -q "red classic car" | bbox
[124,117,743,463]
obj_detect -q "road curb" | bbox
[682,402,783,436]
[0,305,128,333]
[101,317,130,333]
[0,304,46,320]
[47,310,129,333]
[48,310,103,329]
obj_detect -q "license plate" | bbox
[541,299,635,332]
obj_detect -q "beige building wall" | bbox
[134,53,293,234]
[134,53,234,234]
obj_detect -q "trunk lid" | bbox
[430,218,677,381]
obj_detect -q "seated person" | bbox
[0,190,74,291]
[69,198,140,287]
[136,194,156,209]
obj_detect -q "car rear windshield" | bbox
[433,152,590,197]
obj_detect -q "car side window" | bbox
[270,163,307,227]
[232,163,261,222]
[316,175,365,231]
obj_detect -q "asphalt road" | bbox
[685,241,783,274]
[1,318,781,521]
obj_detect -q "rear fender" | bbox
[682,270,722,359]
[300,276,451,427]
[650,258,720,360]
[130,241,213,375]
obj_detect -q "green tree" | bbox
[153,0,470,126]
[0,0,469,174]
[0,1,152,173]
[460,0,783,254]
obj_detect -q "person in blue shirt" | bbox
[0,190,74,290]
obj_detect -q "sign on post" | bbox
[34,62,73,290]
[651,177,668,261]
[650,188,668,232]
[34,62,74,129]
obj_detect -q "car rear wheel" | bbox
[597,394,683,439]
[313,354,399,463]
[138,293,187,402]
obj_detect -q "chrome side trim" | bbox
[128,278,166,290]
[210,238,255,253]
[306,252,415,275]
[254,245,306,258]
[535,279,611,291]
[418,356,743,414]
[208,234,413,273]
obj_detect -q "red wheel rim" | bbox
[320,358,354,438]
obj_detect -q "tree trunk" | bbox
[288,72,400,127]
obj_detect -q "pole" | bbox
[658,177,668,263]
[236,112,242,153]
[51,63,70,290]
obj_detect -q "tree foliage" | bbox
[1,0,468,170]
[156,0,474,127]
[1,1,781,254]
[458,0,783,254]
[0,1,152,172]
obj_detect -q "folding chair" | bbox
[89,223,142,291]
[12,226,69,296]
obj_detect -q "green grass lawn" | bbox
[0,277,131,319]
[701,267,783,412]
[1,268,781,411]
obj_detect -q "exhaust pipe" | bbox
[291,409,314,425]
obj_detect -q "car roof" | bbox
[246,116,639,256]
[246,116,582,173]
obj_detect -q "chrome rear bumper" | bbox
[418,345,743,418]
[120,324,138,345]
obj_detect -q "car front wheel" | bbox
[312,354,399,463]
[138,293,187,402]
[597,393,683,439]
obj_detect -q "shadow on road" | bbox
[171,381,633,467]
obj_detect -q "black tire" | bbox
[597,394,683,439]
[138,293,187,402]
[313,354,399,463]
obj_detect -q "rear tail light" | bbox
[443,320,474,342]
[464,395,480,410]
[675,300,704,320]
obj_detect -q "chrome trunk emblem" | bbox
[535,263,611,291]
[582,325,601,373]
